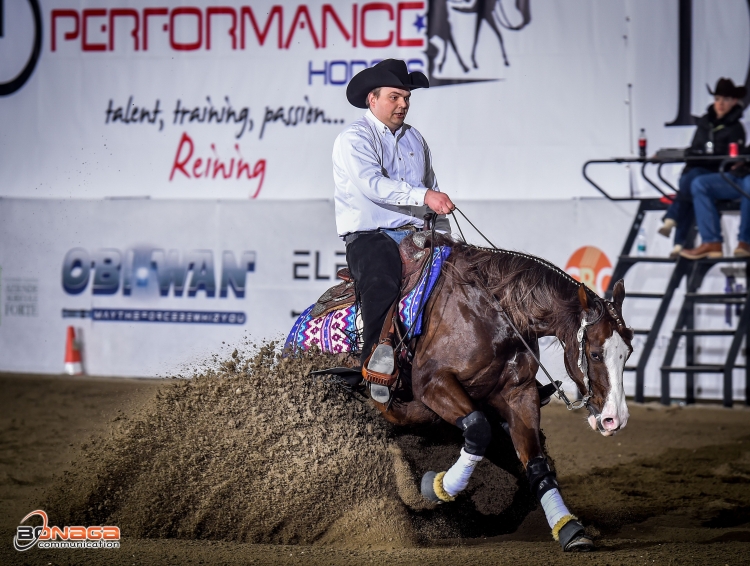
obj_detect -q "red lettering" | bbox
[170,132,194,180]
[361,3,393,48]
[170,7,202,51]
[240,6,283,48]
[82,9,107,52]
[322,4,351,47]
[206,7,237,50]
[250,160,266,198]
[86,526,103,540]
[397,2,424,47]
[143,8,168,51]
[171,136,264,197]
[51,10,79,52]
[353,4,358,48]
[213,158,234,179]
[109,9,139,51]
[284,5,320,49]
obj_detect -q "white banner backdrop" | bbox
[1,0,749,201]
[1,196,746,401]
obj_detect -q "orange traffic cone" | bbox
[64,326,83,375]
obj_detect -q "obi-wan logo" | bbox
[62,247,256,298]
[0,0,42,96]
[565,246,612,296]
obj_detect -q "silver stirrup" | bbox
[367,344,395,374]
[370,383,391,403]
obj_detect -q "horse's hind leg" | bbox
[413,370,491,502]
[485,11,510,66]
[448,34,470,72]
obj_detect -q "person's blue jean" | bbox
[691,173,750,244]
[664,166,711,246]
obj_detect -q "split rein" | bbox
[448,207,600,413]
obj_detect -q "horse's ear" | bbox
[612,279,626,308]
[577,284,589,310]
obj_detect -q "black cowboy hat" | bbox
[346,59,429,109]
[707,77,747,99]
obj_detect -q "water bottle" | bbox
[638,128,647,158]
[636,228,647,256]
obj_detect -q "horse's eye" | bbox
[590,352,601,361]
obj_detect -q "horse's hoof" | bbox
[559,520,594,552]
[420,471,442,503]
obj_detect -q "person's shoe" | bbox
[668,244,683,260]
[658,218,676,238]
[734,242,750,258]
[367,344,395,375]
[679,242,723,260]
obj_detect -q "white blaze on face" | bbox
[587,331,629,435]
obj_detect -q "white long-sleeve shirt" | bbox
[332,110,447,237]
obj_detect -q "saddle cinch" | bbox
[308,230,443,386]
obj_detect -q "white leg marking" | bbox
[442,448,483,497]
[541,488,571,529]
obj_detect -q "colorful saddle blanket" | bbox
[284,245,452,354]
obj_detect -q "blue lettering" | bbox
[62,248,91,295]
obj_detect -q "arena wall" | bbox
[1,0,749,401]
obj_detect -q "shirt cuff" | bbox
[409,186,429,206]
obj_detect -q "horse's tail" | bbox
[493,0,531,31]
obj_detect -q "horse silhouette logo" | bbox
[425,0,532,85]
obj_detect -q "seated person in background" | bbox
[658,78,746,258]
[679,146,750,259]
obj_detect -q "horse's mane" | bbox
[446,242,591,345]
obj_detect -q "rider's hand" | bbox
[424,189,455,215]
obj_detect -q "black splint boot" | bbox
[558,519,594,552]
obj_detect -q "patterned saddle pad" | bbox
[284,245,452,355]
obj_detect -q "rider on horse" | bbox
[333,59,456,400]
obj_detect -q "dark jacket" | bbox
[686,103,746,172]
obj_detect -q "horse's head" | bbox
[565,280,633,436]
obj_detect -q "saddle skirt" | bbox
[284,232,452,355]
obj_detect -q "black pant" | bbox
[345,232,402,365]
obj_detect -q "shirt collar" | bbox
[365,109,403,137]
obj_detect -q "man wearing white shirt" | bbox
[333,59,455,393]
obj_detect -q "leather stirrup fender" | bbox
[362,299,400,387]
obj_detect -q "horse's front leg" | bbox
[410,367,492,504]
[492,356,593,552]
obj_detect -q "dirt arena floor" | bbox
[1,348,750,565]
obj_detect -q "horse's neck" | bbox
[519,287,580,343]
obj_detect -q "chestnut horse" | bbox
[374,240,632,551]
